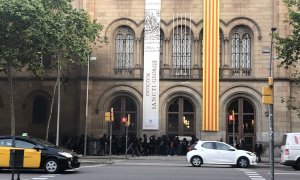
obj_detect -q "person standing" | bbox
[142,134,149,156]
[255,141,263,162]
[99,134,108,155]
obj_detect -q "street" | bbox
[1,159,300,180]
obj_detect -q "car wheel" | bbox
[44,158,60,174]
[292,159,300,170]
[237,157,249,168]
[191,156,202,167]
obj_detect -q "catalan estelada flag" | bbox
[202,0,220,131]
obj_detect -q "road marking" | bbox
[249,176,263,179]
[31,174,59,180]
[237,169,266,180]
[270,172,300,175]
[40,175,56,178]
[113,162,186,166]
[80,164,106,168]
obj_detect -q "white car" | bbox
[186,140,257,168]
[280,133,300,170]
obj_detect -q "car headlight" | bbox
[246,152,256,156]
[59,152,73,158]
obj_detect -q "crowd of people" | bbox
[56,134,263,159]
[101,134,199,157]
[57,134,199,156]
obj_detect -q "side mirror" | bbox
[229,148,236,151]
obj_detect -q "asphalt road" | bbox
[1,159,300,180]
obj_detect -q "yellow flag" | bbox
[202,0,220,131]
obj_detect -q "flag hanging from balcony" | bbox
[143,0,161,130]
[202,0,220,131]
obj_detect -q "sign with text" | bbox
[143,0,161,130]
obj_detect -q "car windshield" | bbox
[30,137,56,147]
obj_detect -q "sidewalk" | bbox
[78,155,282,168]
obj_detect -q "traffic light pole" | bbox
[269,27,276,180]
[109,121,112,161]
[232,110,235,147]
[109,108,113,161]
[125,125,128,158]
[123,114,130,158]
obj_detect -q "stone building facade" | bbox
[0,0,299,154]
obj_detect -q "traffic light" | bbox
[262,77,273,104]
[105,108,114,122]
[228,110,235,121]
[105,112,111,122]
[127,114,131,127]
[121,117,127,123]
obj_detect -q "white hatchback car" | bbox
[186,140,257,168]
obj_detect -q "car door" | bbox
[0,138,12,167]
[215,142,236,164]
[200,142,219,164]
[15,139,41,168]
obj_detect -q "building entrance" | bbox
[227,98,255,152]
[109,96,137,137]
[167,97,195,137]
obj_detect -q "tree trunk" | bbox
[45,80,58,142]
[8,62,16,137]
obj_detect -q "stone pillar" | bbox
[134,38,141,78]
[163,38,170,78]
[222,37,231,77]
[192,38,200,78]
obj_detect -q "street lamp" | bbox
[84,54,96,156]
[269,27,276,180]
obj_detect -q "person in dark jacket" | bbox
[255,141,263,162]
[99,134,108,155]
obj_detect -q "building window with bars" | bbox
[230,26,252,76]
[114,26,135,75]
[172,25,192,78]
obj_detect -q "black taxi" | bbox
[0,135,80,173]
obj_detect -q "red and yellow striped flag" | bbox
[202,0,220,131]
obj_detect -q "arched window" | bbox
[32,97,48,123]
[227,98,255,152]
[230,26,252,76]
[114,26,135,75]
[167,97,195,136]
[172,25,192,78]
[110,96,137,137]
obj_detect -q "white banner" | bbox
[143,0,161,130]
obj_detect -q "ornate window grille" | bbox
[114,26,134,75]
[231,26,252,76]
[172,26,192,78]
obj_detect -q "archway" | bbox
[227,98,255,152]
[167,97,195,137]
[110,96,137,137]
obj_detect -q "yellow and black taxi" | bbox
[0,135,80,173]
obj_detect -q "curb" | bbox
[79,156,283,168]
